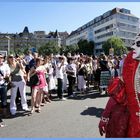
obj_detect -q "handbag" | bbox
[7,82,15,90]
[27,74,39,87]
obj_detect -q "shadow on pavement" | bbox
[80,107,104,118]
[68,92,108,100]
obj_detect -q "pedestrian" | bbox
[55,56,66,100]
[77,59,87,93]
[0,54,10,118]
[30,57,47,114]
[7,54,29,116]
[99,54,111,93]
[66,57,77,97]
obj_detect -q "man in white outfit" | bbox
[56,56,66,100]
[0,54,10,117]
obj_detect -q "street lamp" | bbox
[13,34,16,53]
[5,36,11,55]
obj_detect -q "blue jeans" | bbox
[0,84,7,108]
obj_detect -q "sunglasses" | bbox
[8,56,14,59]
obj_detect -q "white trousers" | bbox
[10,81,28,114]
[63,74,68,91]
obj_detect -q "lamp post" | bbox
[5,36,11,55]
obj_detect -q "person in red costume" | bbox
[99,34,140,138]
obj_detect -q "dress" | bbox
[48,67,56,90]
[99,60,111,90]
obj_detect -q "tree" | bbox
[60,44,79,55]
[38,41,60,56]
[77,39,94,55]
[23,47,30,55]
[102,37,127,55]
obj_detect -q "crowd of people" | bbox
[0,50,126,128]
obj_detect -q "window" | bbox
[120,8,130,14]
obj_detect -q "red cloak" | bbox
[122,51,140,137]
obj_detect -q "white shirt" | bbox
[56,62,64,79]
[24,55,33,64]
[0,63,10,85]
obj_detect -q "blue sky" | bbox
[0,2,140,34]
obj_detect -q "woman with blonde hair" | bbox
[7,54,29,116]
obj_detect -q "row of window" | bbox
[69,35,87,44]
[93,15,114,28]
[70,12,138,38]
[121,38,134,46]
[69,7,139,39]
[73,14,115,34]
[119,31,137,38]
[117,22,137,29]
[95,41,105,46]
[119,14,139,22]
[85,9,131,31]
[95,32,113,40]
[120,8,130,14]
[95,24,114,34]
[117,22,137,32]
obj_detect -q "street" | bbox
[0,88,108,138]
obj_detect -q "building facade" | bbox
[66,8,140,54]
[0,27,69,54]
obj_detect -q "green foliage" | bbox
[38,41,60,56]
[77,40,94,55]
[9,49,15,55]
[23,47,30,54]
[12,46,30,56]
[14,48,23,55]
[102,37,127,55]
[37,39,95,56]
[60,44,79,55]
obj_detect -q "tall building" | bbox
[66,8,140,54]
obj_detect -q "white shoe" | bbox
[0,123,6,128]
[11,113,16,116]
[10,110,16,116]
[59,97,67,101]
[23,108,30,111]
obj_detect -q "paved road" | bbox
[0,88,109,138]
